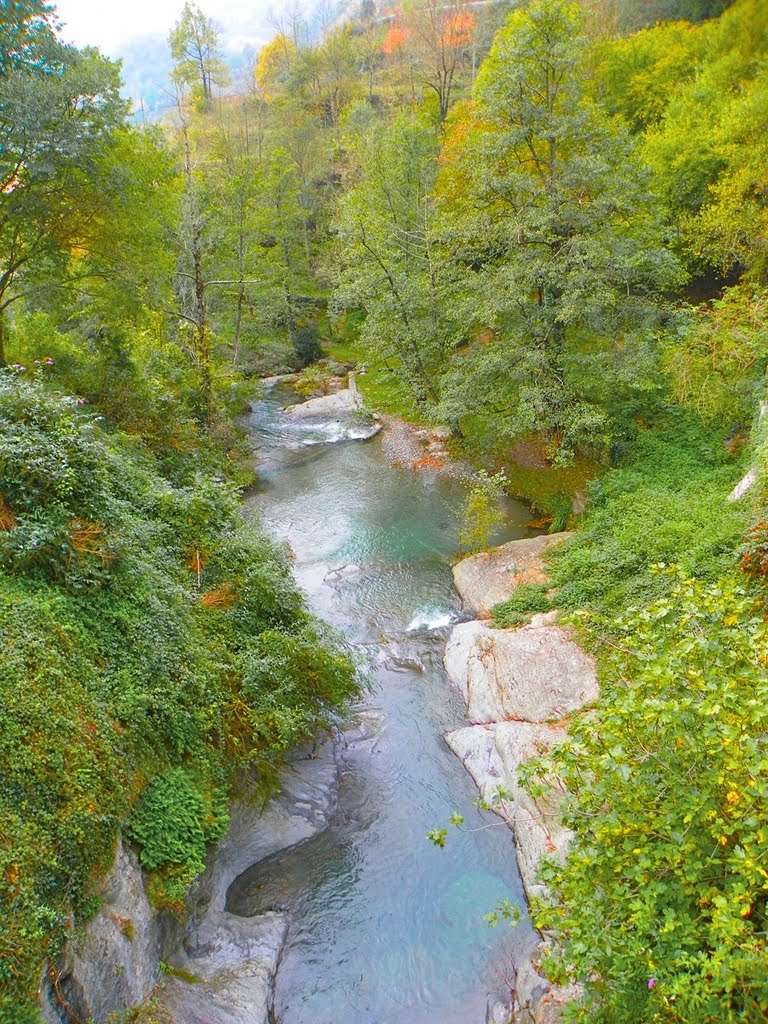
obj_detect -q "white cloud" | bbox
[54,0,277,56]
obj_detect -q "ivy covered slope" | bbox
[0,372,358,1022]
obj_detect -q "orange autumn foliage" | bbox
[200,583,237,609]
[382,22,412,55]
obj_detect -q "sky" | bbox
[54,0,276,55]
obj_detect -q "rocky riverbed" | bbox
[39,723,380,1024]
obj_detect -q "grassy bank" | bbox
[0,371,359,1022]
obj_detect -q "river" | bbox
[228,387,538,1024]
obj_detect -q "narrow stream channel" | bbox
[229,387,538,1024]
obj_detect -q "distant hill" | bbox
[114,1,359,121]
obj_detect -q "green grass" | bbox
[492,583,553,627]
[324,333,424,420]
[550,414,748,616]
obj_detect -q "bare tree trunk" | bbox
[0,308,6,368]
[180,103,212,425]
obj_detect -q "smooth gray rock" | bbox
[189,738,339,930]
[39,838,169,1023]
[728,467,757,502]
[445,721,571,902]
[159,913,288,1024]
[156,739,341,1024]
[452,534,572,616]
[41,740,341,1024]
[283,388,360,420]
[444,620,598,724]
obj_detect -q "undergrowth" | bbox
[0,372,360,1021]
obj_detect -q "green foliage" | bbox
[458,471,508,552]
[662,286,768,425]
[630,0,768,278]
[0,372,359,1016]
[126,769,228,876]
[483,899,521,929]
[334,110,448,407]
[0,11,128,360]
[551,419,745,613]
[492,584,552,627]
[434,0,682,464]
[528,573,768,1022]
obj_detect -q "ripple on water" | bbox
[234,389,538,1023]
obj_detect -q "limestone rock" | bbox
[452,533,572,616]
[41,740,340,1024]
[728,467,757,502]
[445,721,571,902]
[493,722,572,902]
[283,388,360,420]
[38,838,168,1023]
[158,913,288,1024]
[444,620,597,725]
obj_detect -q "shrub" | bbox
[126,769,229,877]
[459,470,509,552]
[551,421,744,614]
[528,573,768,1022]
[0,372,359,1017]
[492,583,552,627]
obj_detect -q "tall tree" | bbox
[381,0,478,122]
[335,113,450,404]
[0,8,126,363]
[169,2,228,107]
[436,0,681,461]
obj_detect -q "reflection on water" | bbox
[232,388,538,1024]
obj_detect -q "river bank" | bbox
[444,535,596,1024]
[39,385,538,1024]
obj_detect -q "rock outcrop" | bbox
[40,738,342,1024]
[446,721,571,901]
[283,387,360,420]
[281,385,382,441]
[444,618,597,725]
[39,839,171,1024]
[452,533,572,616]
[157,913,288,1024]
[445,542,596,1023]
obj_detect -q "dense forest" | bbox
[2,0,768,1020]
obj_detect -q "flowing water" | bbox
[229,387,538,1024]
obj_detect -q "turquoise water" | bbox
[229,389,538,1024]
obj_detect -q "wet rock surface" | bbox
[445,539,593,1023]
[41,739,343,1024]
[282,387,361,420]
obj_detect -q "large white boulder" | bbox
[452,533,572,616]
[444,620,598,724]
[283,388,360,420]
